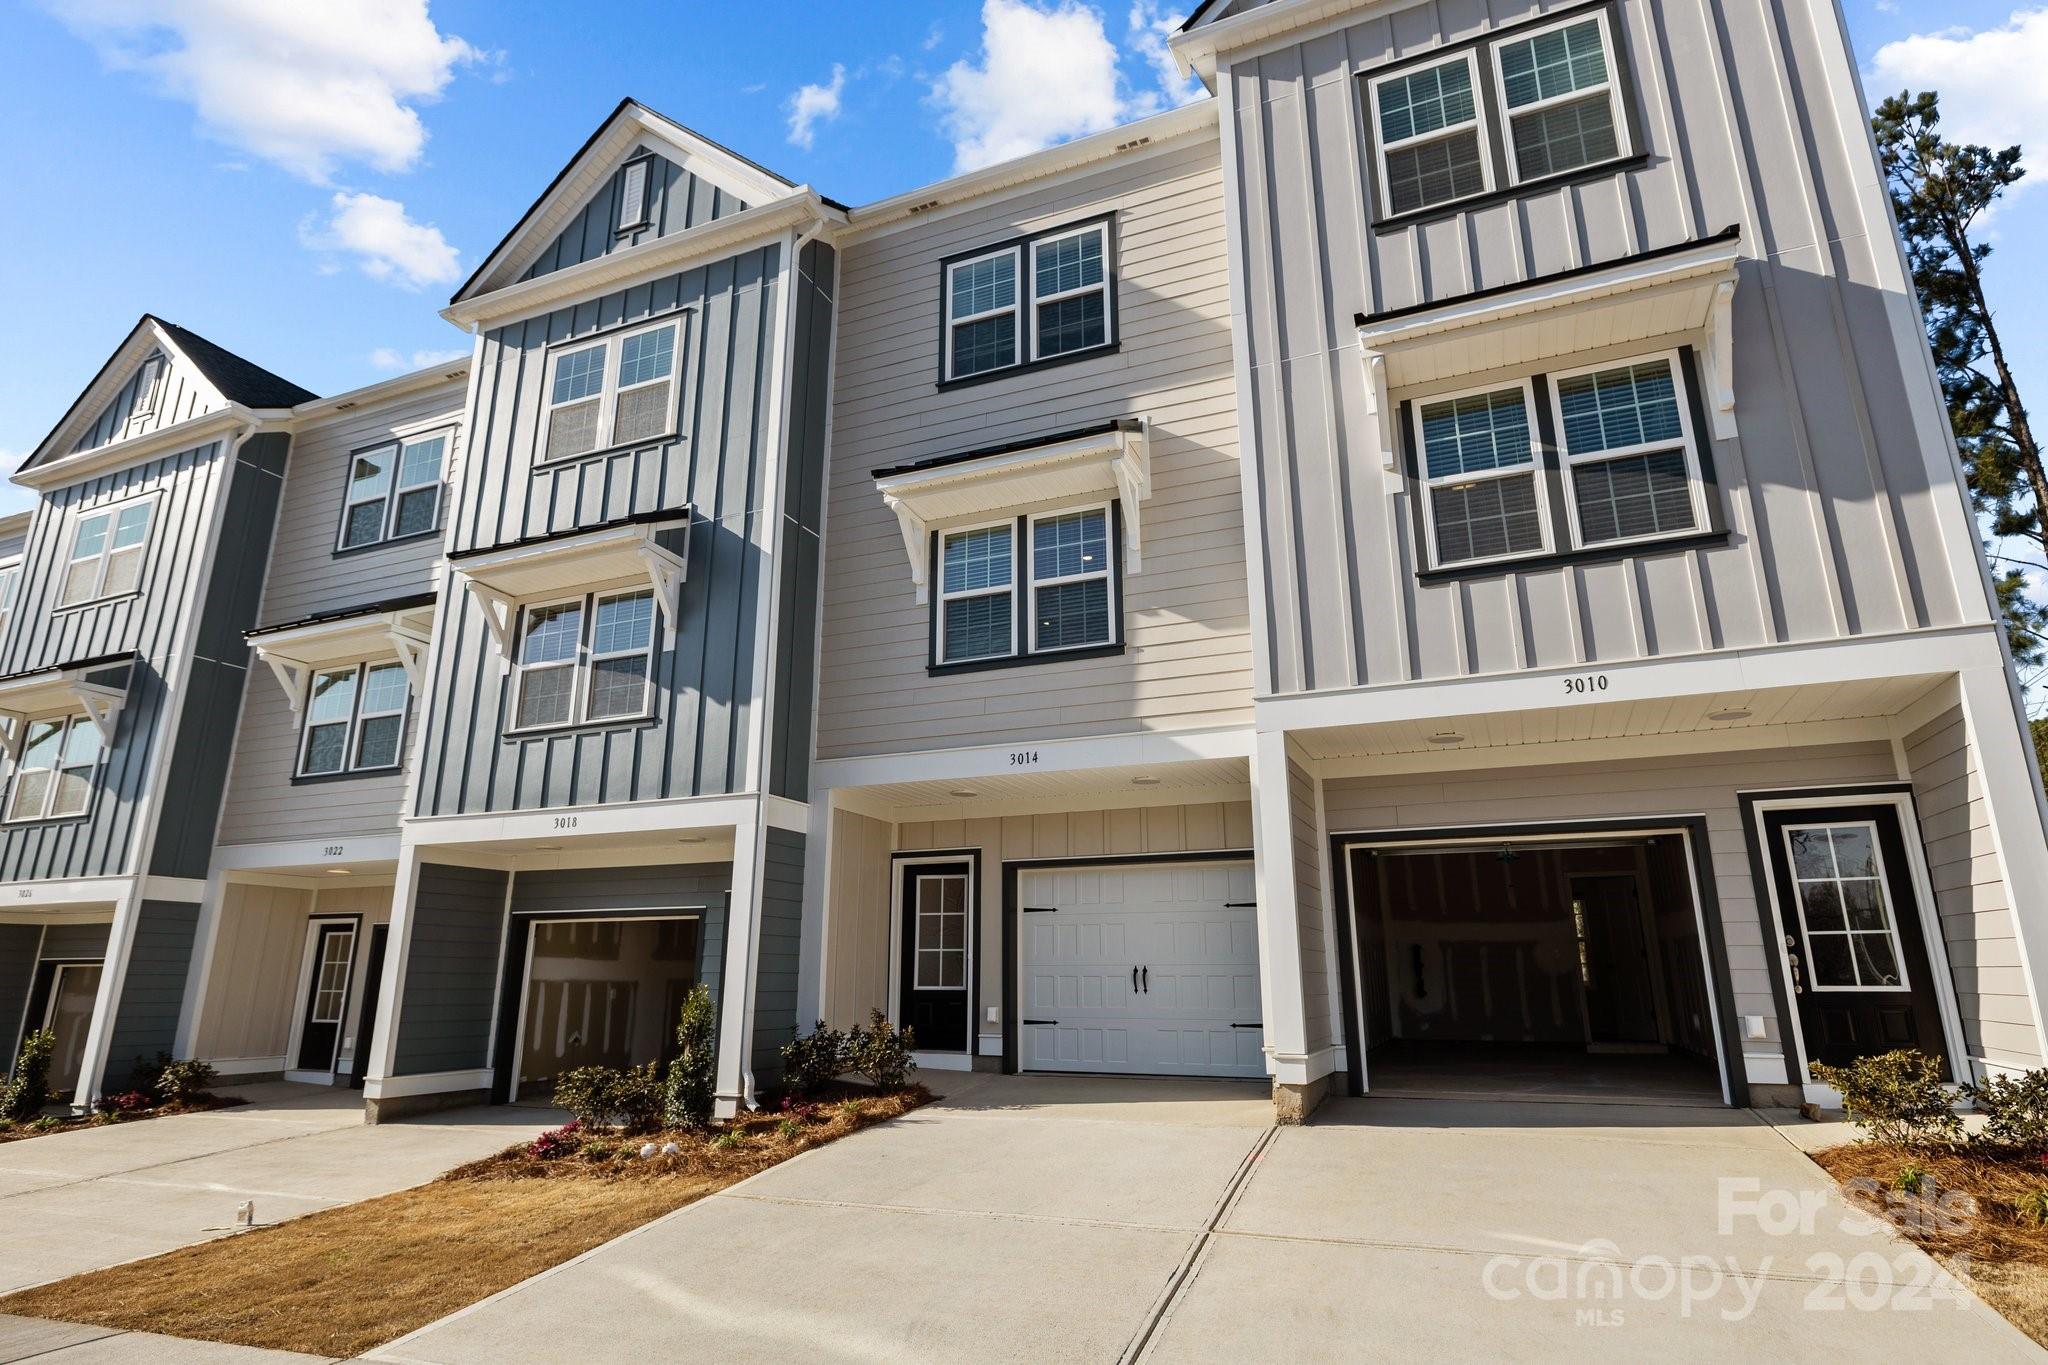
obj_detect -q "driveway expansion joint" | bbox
[1121,1124,1278,1364]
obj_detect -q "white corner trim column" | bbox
[1956,664,2048,1060]
[1250,728,1311,1084]
[170,870,231,1058]
[72,882,145,1108]
[796,790,834,1032]
[361,843,426,1086]
[716,814,769,1117]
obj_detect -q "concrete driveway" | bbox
[0,1083,548,1294]
[369,1075,2043,1363]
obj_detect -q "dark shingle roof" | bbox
[153,318,318,409]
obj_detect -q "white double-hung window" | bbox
[4,714,103,822]
[1029,506,1113,652]
[511,589,657,731]
[541,318,682,462]
[299,661,410,777]
[934,505,1118,664]
[339,432,447,549]
[938,523,1015,664]
[59,496,155,607]
[1551,352,1704,549]
[1370,52,1492,218]
[944,248,1023,381]
[1030,225,1111,361]
[1417,382,1547,568]
[1492,12,1629,183]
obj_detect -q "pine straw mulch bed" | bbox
[0,1094,246,1145]
[0,1085,930,1359]
[1812,1140,2048,1348]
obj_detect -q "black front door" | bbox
[1763,806,1950,1078]
[898,862,970,1053]
[296,922,357,1074]
[348,925,388,1091]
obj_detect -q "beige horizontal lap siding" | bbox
[1907,705,2042,1071]
[261,380,465,627]
[194,881,395,1064]
[817,136,1251,759]
[1321,742,1901,1058]
[215,656,417,846]
[1287,747,1332,1054]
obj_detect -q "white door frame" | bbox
[42,960,104,1098]
[1742,787,1968,1105]
[1336,821,1735,1107]
[886,852,979,1073]
[283,916,361,1085]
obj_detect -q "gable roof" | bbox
[452,97,807,306]
[23,315,315,474]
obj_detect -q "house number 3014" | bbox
[1562,674,1611,696]
[1008,750,1040,767]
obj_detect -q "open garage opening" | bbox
[1334,825,1735,1108]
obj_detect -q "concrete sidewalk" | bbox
[0,1083,550,1295]
[368,1077,2043,1363]
[0,1314,331,1363]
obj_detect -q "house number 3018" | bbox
[1562,674,1611,696]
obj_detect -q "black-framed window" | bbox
[1406,347,1717,575]
[509,588,659,732]
[940,217,1117,385]
[931,503,1122,669]
[338,431,448,551]
[1361,1,1639,226]
[299,660,410,777]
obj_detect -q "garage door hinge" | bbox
[1023,1018,1058,1025]
[1021,906,1060,913]
[1224,901,1258,909]
[1231,1023,1263,1030]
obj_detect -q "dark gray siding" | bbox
[73,352,218,453]
[392,863,510,1076]
[0,441,227,882]
[519,148,750,283]
[41,923,110,959]
[104,900,198,1083]
[750,829,805,1082]
[769,243,834,802]
[509,861,732,1026]
[150,433,289,878]
[0,924,38,1070]
[417,245,785,816]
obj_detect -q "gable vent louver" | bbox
[618,157,652,233]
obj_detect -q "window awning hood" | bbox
[247,595,438,713]
[1354,230,1743,474]
[0,652,134,757]
[449,508,691,651]
[873,419,1150,603]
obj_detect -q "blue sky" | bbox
[1,0,2045,528]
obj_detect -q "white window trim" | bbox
[584,588,658,722]
[1415,377,1553,571]
[1546,348,1707,553]
[538,317,684,467]
[1780,820,1912,995]
[295,660,409,778]
[1489,8,1632,185]
[507,588,659,735]
[1028,224,1114,362]
[912,870,970,991]
[0,559,21,637]
[130,354,166,421]
[942,245,1025,382]
[56,491,159,611]
[3,713,102,823]
[336,431,449,552]
[617,154,655,234]
[1026,503,1117,654]
[936,518,1019,665]
[1367,49,1495,219]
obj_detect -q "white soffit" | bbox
[875,420,1151,603]
[1356,236,1743,471]
[452,513,691,651]
[251,603,438,712]
[0,657,131,758]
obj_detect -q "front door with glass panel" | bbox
[898,863,971,1053]
[296,922,357,1074]
[1763,806,1949,1077]
[44,963,103,1102]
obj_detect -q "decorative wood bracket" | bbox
[463,578,520,654]
[885,493,931,605]
[1702,277,1739,441]
[636,542,689,632]
[1112,418,1151,576]
[263,654,309,715]
[387,623,433,686]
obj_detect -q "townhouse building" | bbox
[7,0,2048,1124]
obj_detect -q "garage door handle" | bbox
[1141,966,1149,993]
[1225,901,1257,909]
[1132,966,1139,993]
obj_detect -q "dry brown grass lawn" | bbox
[1813,1141,2048,1349]
[0,1087,928,1359]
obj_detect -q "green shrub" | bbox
[710,1129,745,1151]
[2017,1189,2048,1228]
[779,1022,847,1096]
[551,1063,663,1133]
[152,1057,220,1108]
[777,1118,802,1140]
[1810,1050,1962,1147]
[845,1009,917,1090]
[1963,1069,2048,1150]
[0,1030,56,1122]
[1893,1162,1928,1195]
[28,1116,60,1133]
[663,983,718,1130]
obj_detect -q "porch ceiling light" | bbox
[323,868,351,876]
[1131,775,1162,786]
[948,788,979,799]
[677,835,707,843]
[1707,708,1754,722]
[1426,732,1466,746]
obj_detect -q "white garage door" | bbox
[1018,861,1264,1078]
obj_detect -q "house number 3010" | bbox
[1009,750,1040,767]
[1562,674,1611,696]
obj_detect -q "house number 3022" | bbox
[1562,674,1611,696]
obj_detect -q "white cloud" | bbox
[42,0,477,182]
[934,0,1129,171]
[1870,10,2048,160]
[302,192,461,289]
[786,63,847,149]
[1128,2,1203,112]
[370,345,469,372]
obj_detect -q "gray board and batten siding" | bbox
[417,234,825,816]
[390,862,511,1077]
[1223,0,1990,697]
[518,147,752,283]
[102,899,201,1086]
[750,829,805,1081]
